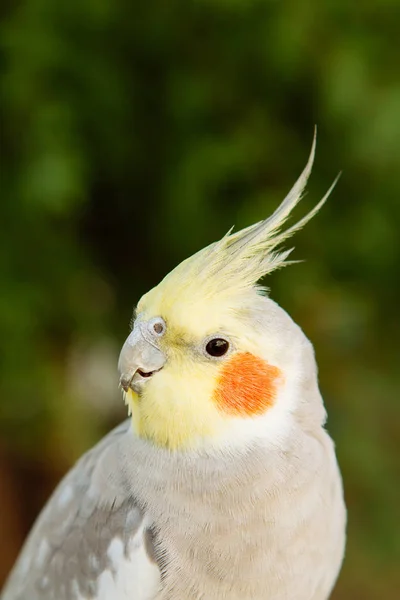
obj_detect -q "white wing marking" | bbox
[75,522,160,600]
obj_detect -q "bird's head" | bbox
[119,135,336,450]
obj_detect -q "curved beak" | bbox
[118,322,166,394]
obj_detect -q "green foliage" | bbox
[1,0,399,597]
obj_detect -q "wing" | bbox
[1,421,161,600]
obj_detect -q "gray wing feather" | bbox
[1,421,153,600]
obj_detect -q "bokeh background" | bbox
[1,0,399,597]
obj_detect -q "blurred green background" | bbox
[0,0,399,597]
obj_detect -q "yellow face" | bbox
[124,286,283,450]
[119,137,324,449]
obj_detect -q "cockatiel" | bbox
[2,136,346,600]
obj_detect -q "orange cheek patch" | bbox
[213,352,282,417]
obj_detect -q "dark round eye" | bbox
[206,338,230,357]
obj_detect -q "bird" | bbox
[2,134,346,600]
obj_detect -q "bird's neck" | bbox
[124,427,335,599]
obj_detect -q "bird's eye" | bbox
[205,338,230,357]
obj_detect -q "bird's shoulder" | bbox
[1,421,161,600]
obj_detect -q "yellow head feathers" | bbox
[138,132,337,327]
[123,133,338,449]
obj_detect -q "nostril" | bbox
[148,316,166,336]
[153,322,164,335]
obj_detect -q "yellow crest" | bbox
[139,131,338,325]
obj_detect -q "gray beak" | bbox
[118,317,167,394]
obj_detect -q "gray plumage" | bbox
[2,302,346,600]
[2,422,154,599]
